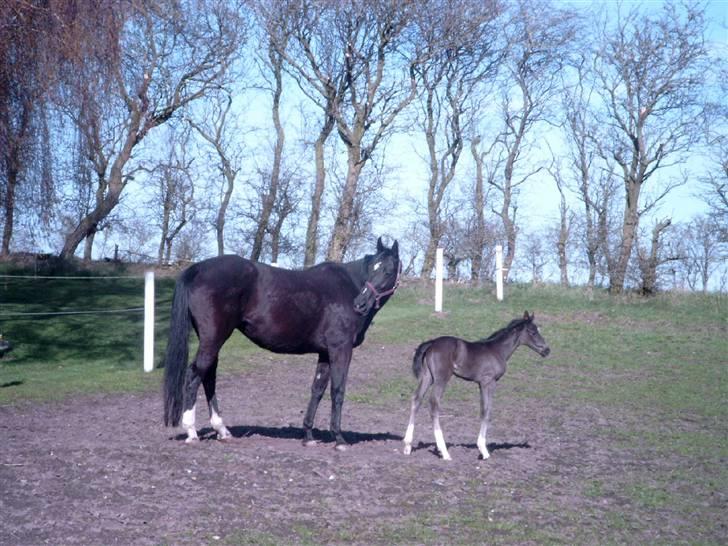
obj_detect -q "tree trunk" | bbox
[639,218,671,295]
[610,181,641,293]
[470,141,486,283]
[1,166,17,257]
[252,44,285,262]
[303,111,334,267]
[327,143,363,262]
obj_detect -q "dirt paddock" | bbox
[1,343,724,545]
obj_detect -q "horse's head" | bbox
[520,311,550,357]
[354,237,401,315]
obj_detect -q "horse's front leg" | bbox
[302,354,331,446]
[329,343,353,451]
[477,380,496,459]
[202,358,231,441]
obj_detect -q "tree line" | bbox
[1,0,726,293]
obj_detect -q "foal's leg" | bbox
[202,358,232,441]
[302,354,331,446]
[403,369,433,455]
[430,380,451,460]
[477,380,496,459]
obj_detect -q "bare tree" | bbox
[258,0,343,266]
[57,0,243,259]
[247,27,288,262]
[471,0,577,281]
[675,216,725,292]
[699,137,727,242]
[152,129,196,265]
[414,0,504,278]
[324,0,421,260]
[189,92,242,257]
[550,163,575,287]
[592,1,710,292]
[637,218,679,295]
[0,1,56,256]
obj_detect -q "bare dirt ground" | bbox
[1,343,725,545]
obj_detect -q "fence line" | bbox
[0,274,146,280]
[0,307,145,318]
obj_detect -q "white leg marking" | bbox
[403,422,415,455]
[477,427,490,459]
[182,405,198,443]
[210,410,232,441]
[434,425,451,461]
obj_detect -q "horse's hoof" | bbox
[303,439,318,447]
[185,436,200,445]
[441,454,452,461]
[334,443,348,452]
[216,427,233,441]
[403,445,412,455]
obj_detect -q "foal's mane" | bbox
[479,318,528,343]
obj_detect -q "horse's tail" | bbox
[163,276,192,427]
[412,340,434,378]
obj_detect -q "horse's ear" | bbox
[377,236,384,253]
[392,240,399,257]
[523,310,531,320]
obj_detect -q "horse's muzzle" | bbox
[353,293,372,315]
[540,346,551,357]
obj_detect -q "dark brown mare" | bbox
[403,312,550,460]
[163,237,400,450]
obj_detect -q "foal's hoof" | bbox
[403,444,412,455]
[184,436,200,445]
[303,439,318,447]
[334,443,348,452]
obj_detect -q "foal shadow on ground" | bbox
[174,425,400,445]
[413,440,531,459]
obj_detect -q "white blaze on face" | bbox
[373,262,381,271]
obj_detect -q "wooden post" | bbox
[495,245,504,301]
[435,248,443,312]
[144,271,155,372]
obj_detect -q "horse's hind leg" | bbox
[182,342,223,443]
[202,357,232,441]
[477,381,496,459]
[403,370,433,455]
[430,380,451,460]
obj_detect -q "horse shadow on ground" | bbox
[173,425,401,445]
[412,440,531,459]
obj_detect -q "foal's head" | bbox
[354,237,401,315]
[519,311,551,357]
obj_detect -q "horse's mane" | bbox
[479,318,527,343]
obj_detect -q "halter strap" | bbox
[365,262,402,309]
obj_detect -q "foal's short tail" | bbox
[412,340,435,378]
[163,277,191,427]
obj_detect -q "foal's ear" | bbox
[523,310,531,320]
[377,236,385,253]
[391,240,399,257]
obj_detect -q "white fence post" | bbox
[435,248,444,312]
[495,245,504,301]
[144,271,155,373]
